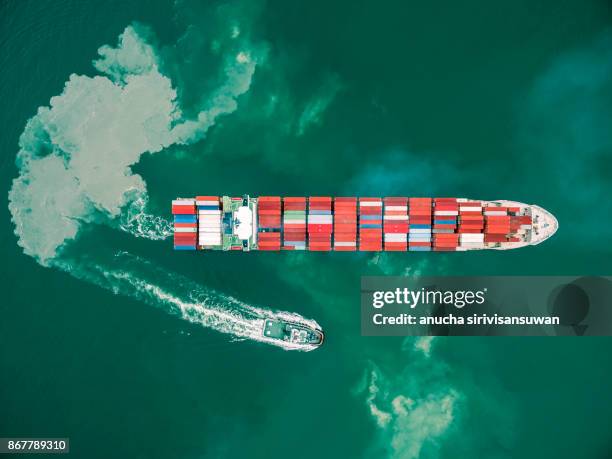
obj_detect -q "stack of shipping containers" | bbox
[333,198,357,251]
[483,205,510,245]
[172,195,537,252]
[383,197,408,251]
[458,201,484,231]
[257,196,282,250]
[359,198,383,251]
[433,198,459,251]
[507,212,523,243]
[196,196,222,248]
[282,197,306,250]
[172,199,197,250]
[307,197,333,251]
[408,198,432,251]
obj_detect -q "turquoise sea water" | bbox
[1,0,612,457]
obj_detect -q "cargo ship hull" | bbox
[171,196,557,251]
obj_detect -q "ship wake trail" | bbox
[118,192,173,241]
[6,23,315,350]
[54,252,319,351]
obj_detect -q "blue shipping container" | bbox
[174,215,197,223]
[174,245,196,250]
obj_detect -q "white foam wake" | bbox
[54,252,320,351]
[118,192,173,240]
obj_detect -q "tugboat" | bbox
[262,319,324,348]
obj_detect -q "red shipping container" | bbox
[384,226,409,233]
[334,234,357,242]
[409,216,431,223]
[409,241,431,247]
[484,235,507,243]
[334,246,356,251]
[359,245,382,251]
[486,227,510,234]
[172,205,196,214]
[174,237,197,244]
[384,242,407,251]
[259,210,281,215]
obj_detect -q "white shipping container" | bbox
[172,199,195,206]
[484,211,507,216]
[334,241,357,247]
[359,201,382,207]
[384,234,407,242]
[198,218,221,223]
[459,206,481,212]
[174,227,197,233]
[459,233,484,241]
[383,215,409,220]
[198,210,222,215]
[199,232,221,237]
[198,222,221,228]
[199,237,221,243]
[460,233,485,240]
[409,228,432,234]
[308,215,333,223]
[434,210,459,216]
[385,205,408,211]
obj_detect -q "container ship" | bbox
[171,196,558,252]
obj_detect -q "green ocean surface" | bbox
[1,0,611,458]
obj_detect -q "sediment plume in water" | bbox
[7,25,318,350]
